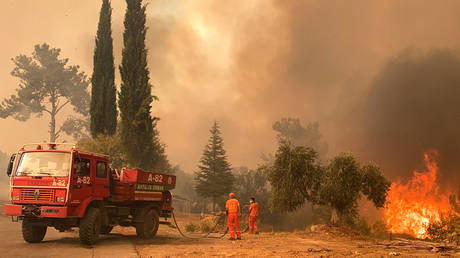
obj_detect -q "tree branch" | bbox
[55,127,62,138]
[55,99,70,114]
[43,108,52,115]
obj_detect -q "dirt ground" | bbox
[126,214,459,258]
[0,205,457,257]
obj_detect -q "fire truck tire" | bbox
[79,207,102,245]
[136,209,159,239]
[22,219,47,243]
[100,226,113,235]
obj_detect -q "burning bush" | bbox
[426,214,455,242]
[427,195,459,242]
[384,153,454,239]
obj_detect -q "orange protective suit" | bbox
[226,198,241,239]
[249,202,259,233]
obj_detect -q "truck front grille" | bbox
[20,189,55,202]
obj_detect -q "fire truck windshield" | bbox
[16,152,71,177]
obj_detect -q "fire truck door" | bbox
[70,158,92,205]
[93,160,109,198]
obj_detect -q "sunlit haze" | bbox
[1,1,460,193]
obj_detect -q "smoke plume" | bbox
[362,49,460,190]
[1,1,460,192]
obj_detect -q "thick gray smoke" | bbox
[227,1,460,193]
[361,49,460,190]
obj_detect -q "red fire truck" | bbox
[3,143,176,245]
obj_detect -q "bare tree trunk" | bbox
[49,95,57,142]
[330,208,339,225]
[49,112,56,142]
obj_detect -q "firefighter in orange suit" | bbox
[249,197,259,234]
[225,192,242,240]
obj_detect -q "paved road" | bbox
[0,212,139,258]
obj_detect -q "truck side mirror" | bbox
[73,151,83,176]
[6,154,16,177]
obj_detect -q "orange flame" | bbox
[383,153,450,239]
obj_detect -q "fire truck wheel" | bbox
[100,226,113,235]
[136,209,159,239]
[22,219,47,243]
[79,207,102,245]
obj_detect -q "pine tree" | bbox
[195,121,234,211]
[90,0,117,137]
[118,0,158,170]
[0,43,89,142]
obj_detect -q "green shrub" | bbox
[185,223,197,233]
[201,222,212,233]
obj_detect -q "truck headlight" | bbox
[12,195,19,201]
[56,197,65,202]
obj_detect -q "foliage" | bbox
[361,164,391,208]
[233,166,333,231]
[321,154,390,224]
[200,222,212,233]
[61,116,90,140]
[0,43,90,142]
[233,167,272,219]
[78,133,126,169]
[264,139,391,225]
[427,194,459,242]
[273,118,328,158]
[194,121,234,211]
[321,153,363,223]
[233,167,269,207]
[78,128,170,173]
[264,140,323,212]
[427,214,456,242]
[118,0,165,170]
[185,223,197,233]
[90,0,117,137]
[150,125,172,173]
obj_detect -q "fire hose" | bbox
[171,211,250,239]
[171,211,227,239]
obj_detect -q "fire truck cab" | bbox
[4,143,175,245]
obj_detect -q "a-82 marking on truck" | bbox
[76,176,91,184]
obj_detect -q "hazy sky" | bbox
[1,1,460,189]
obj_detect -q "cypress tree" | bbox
[151,124,172,172]
[195,121,234,211]
[90,0,117,137]
[118,0,157,169]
